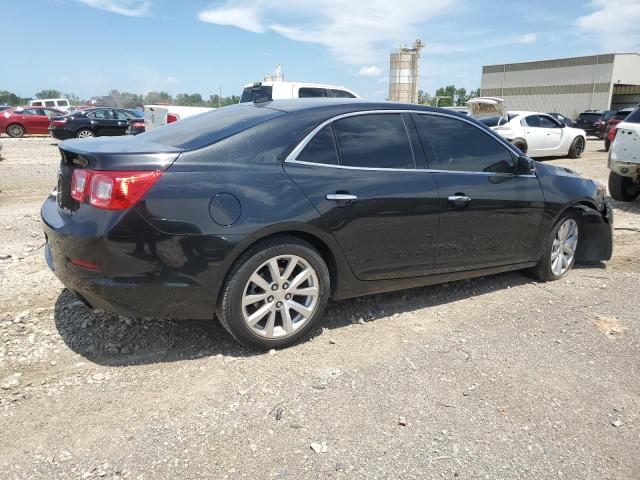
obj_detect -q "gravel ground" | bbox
[0,136,639,479]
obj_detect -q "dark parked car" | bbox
[604,108,634,151]
[547,112,574,127]
[575,111,611,138]
[49,108,143,139]
[126,114,145,135]
[42,100,613,349]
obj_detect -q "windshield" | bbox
[137,104,285,150]
[240,85,273,103]
[623,107,640,124]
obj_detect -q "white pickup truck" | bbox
[143,105,212,131]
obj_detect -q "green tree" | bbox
[64,92,82,105]
[35,89,62,99]
[175,93,205,106]
[144,91,172,105]
[0,90,23,106]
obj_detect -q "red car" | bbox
[0,107,64,137]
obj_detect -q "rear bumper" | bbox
[49,128,74,140]
[41,194,242,319]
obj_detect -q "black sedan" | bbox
[42,100,613,349]
[49,108,143,139]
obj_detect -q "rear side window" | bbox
[578,113,602,120]
[298,88,327,98]
[138,104,284,150]
[622,108,640,124]
[523,115,541,127]
[298,125,339,165]
[414,114,514,174]
[332,114,415,169]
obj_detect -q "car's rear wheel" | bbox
[512,138,527,155]
[76,128,95,138]
[608,171,640,202]
[568,136,585,158]
[6,123,25,138]
[529,213,579,281]
[217,236,330,349]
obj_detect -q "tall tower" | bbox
[388,39,424,103]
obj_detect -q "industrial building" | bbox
[480,53,640,117]
[388,39,424,103]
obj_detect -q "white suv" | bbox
[240,81,359,103]
[29,98,73,112]
[608,106,640,202]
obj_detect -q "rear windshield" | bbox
[623,107,640,124]
[578,113,602,120]
[136,104,284,150]
[477,115,508,127]
[240,85,273,103]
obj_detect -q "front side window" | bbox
[88,110,113,120]
[298,125,339,165]
[327,89,356,98]
[414,114,514,174]
[298,88,327,98]
[332,114,415,169]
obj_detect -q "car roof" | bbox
[258,98,458,115]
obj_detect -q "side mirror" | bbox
[559,122,566,128]
[517,155,536,174]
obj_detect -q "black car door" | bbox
[87,109,119,136]
[284,112,440,281]
[114,110,136,135]
[411,112,545,272]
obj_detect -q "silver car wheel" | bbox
[241,255,320,339]
[550,219,578,277]
[77,130,94,138]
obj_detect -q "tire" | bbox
[76,128,95,139]
[608,171,640,202]
[217,236,330,350]
[529,212,579,282]
[604,138,610,152]
[512,138,527,155]
[568,136,585,158]
[6,123,25,138]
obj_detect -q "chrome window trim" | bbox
[285,109,526,175]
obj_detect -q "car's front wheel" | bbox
[6,123,25,138]
[568,136,585,158]
[217,236,330,349]
[608,171,640,202]
[529,213,579,281]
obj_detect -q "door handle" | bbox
[326,193,358,201]
[448,195,471,207]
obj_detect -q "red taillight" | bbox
[70,169,162,210]
[608,127,618,142]
[69,258,99,271]
[132,121,144,128]
[52,119,67,126]
[71,169,91,202]
[166,113,179,124]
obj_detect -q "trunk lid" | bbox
[56,137,183,212]
[467,97,507,120]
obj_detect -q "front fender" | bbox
[570,202,613,262]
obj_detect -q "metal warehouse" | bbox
[480,53,640,117]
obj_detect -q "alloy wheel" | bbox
[77,130,94,138]
[550,219,578,276]
[574,137,585,156]
[241,255,320,339]
[8,125,24,137]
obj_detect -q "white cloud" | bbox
[576,0,640,50]
[357,66,382,77]
[198,0,455,64]
[76,0,151,17]
[518,33,537,44]
[162,76,179,84]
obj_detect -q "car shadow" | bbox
[54,271,534,365]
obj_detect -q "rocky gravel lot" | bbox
[0,136,639,479]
